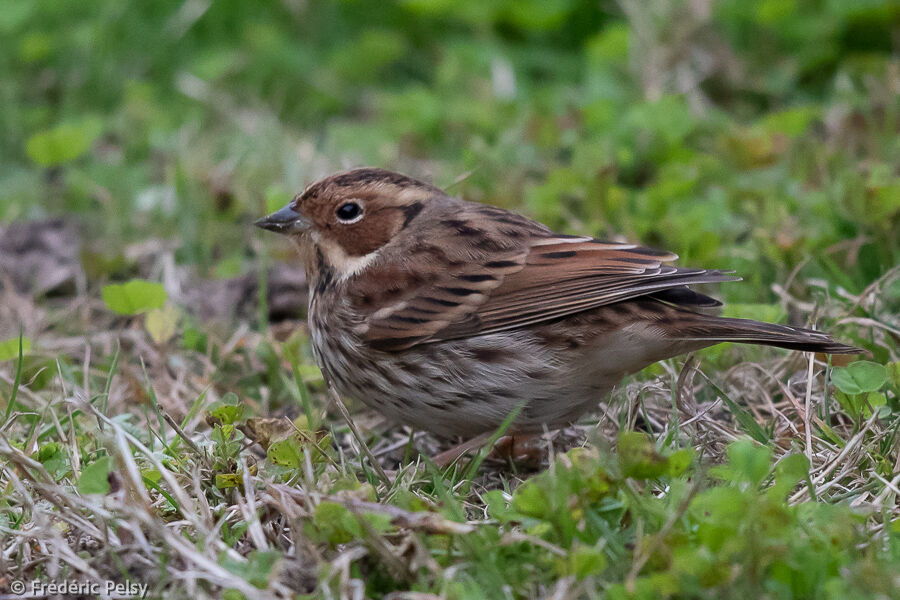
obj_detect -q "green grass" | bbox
[1,0,899,597]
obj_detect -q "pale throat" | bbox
[309,231,381,281]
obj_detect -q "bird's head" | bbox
[255,168,443,277]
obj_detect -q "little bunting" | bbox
[256,168,859,438]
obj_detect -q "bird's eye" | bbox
[336,201,363,223]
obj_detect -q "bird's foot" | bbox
[430,433,544,468]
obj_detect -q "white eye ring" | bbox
[335,200,365,224]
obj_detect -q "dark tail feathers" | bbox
[673,315,862,354]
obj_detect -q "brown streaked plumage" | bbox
[256,168,860,437]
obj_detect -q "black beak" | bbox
[254,204,310,234]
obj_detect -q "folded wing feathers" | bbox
[359,225,738,350]
[439,268,738,339]
[360,247,529,350]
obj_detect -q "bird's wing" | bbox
[437,238,737,340]
[346,206,737,351]
[344,204,539,351]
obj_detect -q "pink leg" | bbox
[430,433,544,468]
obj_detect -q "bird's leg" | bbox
[430,432,493,467]
[491,433,543,465]
[430,433,544,468]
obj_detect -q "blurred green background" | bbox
[1,6,898,595]
[2,0,898,305]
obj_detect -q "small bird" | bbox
[256,168,859,438]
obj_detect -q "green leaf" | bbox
[832,361,887,395]
[102,280,167,315]
[37,442,62,463]
[310,501,356,545]
[37,441,68,479]
[774,453,809,486]
[267,437,305,468]
[141,469,162,483]
[569,545,607,579]
[511,480,550,518]
[861,392,887,418]
[215,473,242,489]
[208,394,246,425]
[618,431,668,479]
[25,118,103,166]
[770,453,810,497]
[77,456,113,495]
[886,362,900,390]
[667,448,695,477]
[0,336,31,361]
[360,511,393,534]
[711,440,772,486]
